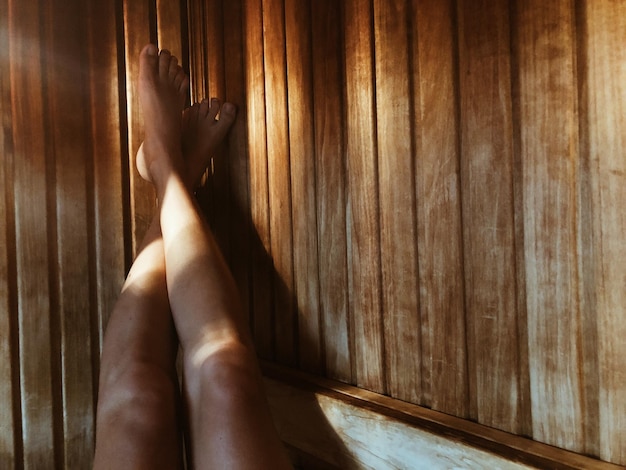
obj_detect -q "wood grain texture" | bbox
[262,0,296,365]
[86,0,127,352]
[457,0,529,433]
[187,0,215,225]
[124,0,157,255]
[205,0,231,259]
[515,0,584,451]
[0,0,17,464]
[266,377,533,470]
[1,0,625,465]
[284,0,322,374]
[344,0,385,393]
[223,0,252,338]
[156,0,183,59]
[412,0,468,415]
[263,362,626,470]
[9,0,56,466]
[581,0,626,464]
[243,0,274,358]
[187,0,206,103]
[373,0,421,403]
[311,0,351,383]
[43,0,95,465]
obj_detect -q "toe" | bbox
[212,102,236,135]
[168,56,179,81]
[198,99,209,118]
[173,65,185,88]
[179,75,189,94]
[220,102,237,124]
[182,103,200,146]
[158,49,171,79]
[207,98,220,121]
[139,44,159,77]
[182,104,194,129]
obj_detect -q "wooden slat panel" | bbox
[572,1,600,459]
[262,0,296,365]
[203,0,225,108]
[266,377,533,470]
[0,0,18,463]
[263,362,625,470]
[187,0,206,103]
[457,0,529,432]
[344,0,385,393]
[186,0,214,225]
[515,0,584,451]
[311,0,351,383]
[243,0,273,358]
[43,0,95,465]
[223,0,252,339]
[86,0,127,350]
[204,0,230,257]
[8,0,56,465]
[284,0,322,373]
[582,1,626,464]
[124,0,156,255]
[0,0,624,465]
[156,0,183,58]
[373,0,420,403]
[412,0,467,415]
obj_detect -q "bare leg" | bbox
[137,44,291,468]
[93,206,183,469]
[93,47,191,469]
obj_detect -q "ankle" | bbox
[142,142,184,185]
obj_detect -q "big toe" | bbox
[139,44,159,79]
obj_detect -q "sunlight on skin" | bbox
[188,334,242,369]
[120,238,163,295]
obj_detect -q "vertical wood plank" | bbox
[86,0,127,351]
[203,0,225,102]
[44,0,95,465]
[373,0,420,403]
[243,0,274,358]
[457,0,529,432]
[311,0,351,383]
[0,0,18,462]
[187,0,206,103]
[515,0,584,451]
[223,0,252,335]
[0,165,17,468]
[344,0,385,392]
[412,0,468,415]
[186,0,214,224]
[582,0,626,464]
[156,0,183,58]
[8,0,56,465]
[124,0,156,255]
[262,0,296,365]
[284,0,322,373]
[204,0,231,258]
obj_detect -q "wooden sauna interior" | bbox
[1,0,625,468]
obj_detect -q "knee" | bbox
[97,362,179,434]
[192,341,264,405]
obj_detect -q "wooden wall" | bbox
[1,0,625,467]
[1,0,127,467]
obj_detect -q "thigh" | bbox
[93,361,184,469]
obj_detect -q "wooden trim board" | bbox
[262,362,621,469]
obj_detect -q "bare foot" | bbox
[181,98,237,188]
[136,98,236,191]
[136,44,189,186]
